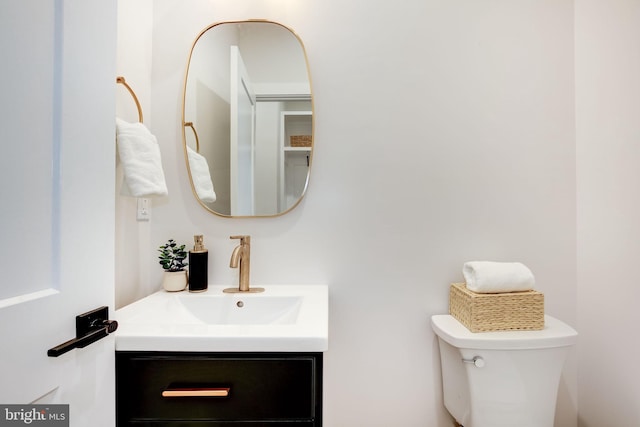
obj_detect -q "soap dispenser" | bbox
[188,235,208,292]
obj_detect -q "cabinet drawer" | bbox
[116,352,321,424]
[119,422,314,427]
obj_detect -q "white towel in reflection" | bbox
[116,118,168,197]
[186,146,217,203]
[462,261,535,293]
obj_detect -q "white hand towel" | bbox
[186,146,217,203]
[462,261,535,293]
[116,118,168,197]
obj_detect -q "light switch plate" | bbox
[137,198,150,221]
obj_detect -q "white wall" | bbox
[575,1,640,426]
[117,0,578,425]
[115,0,154,309]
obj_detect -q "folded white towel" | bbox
[116,118,168,197]
[462,261,535,293]
[186,146,217,203]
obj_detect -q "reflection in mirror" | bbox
[182,21,313,217]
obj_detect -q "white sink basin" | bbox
[115,285,328,352]
[176,294,303,325]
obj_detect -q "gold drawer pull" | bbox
[162,387,230,398]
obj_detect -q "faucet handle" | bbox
[230,235,250,245]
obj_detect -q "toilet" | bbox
[431,314,577,427]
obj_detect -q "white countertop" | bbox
[115,285,328,352]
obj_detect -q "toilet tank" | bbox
[432,315,577,427]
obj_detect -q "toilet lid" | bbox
[431,314,578,350]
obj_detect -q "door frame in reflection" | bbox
[230,46,256,216]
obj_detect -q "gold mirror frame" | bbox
[181,20,314,218]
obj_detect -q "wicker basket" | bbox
[449,283,544,332]
[290,135,312,147]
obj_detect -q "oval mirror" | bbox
[182,20,313,217]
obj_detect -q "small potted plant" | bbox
[158,239,188,291]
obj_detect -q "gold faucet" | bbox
[224,235,264,293]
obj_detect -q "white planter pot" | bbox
[162,270,187,292]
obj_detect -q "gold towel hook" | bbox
[184,122,200,153]
[116,76,144,123]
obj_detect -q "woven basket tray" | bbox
[290,135,312,147]
[449,283,544,332]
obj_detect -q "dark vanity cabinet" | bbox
[116,352,322,426]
